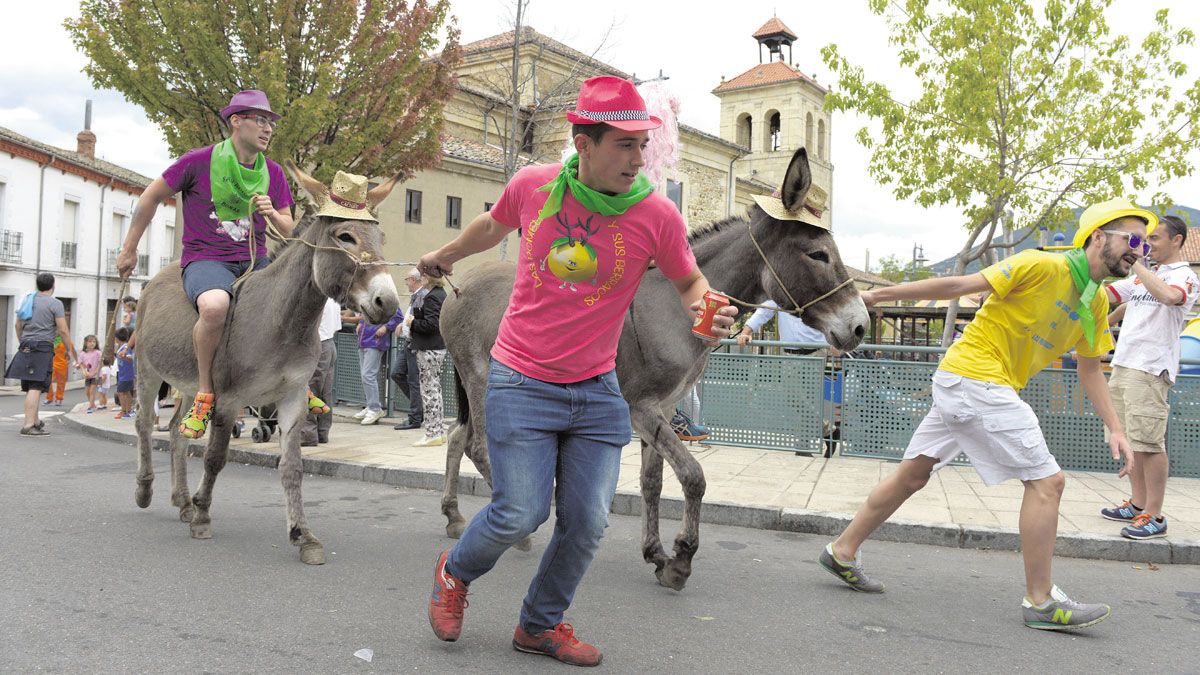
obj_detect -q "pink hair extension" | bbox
[638,81,681,187]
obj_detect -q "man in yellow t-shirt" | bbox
[817,198,1151,632]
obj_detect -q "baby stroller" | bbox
[232,403,279,443]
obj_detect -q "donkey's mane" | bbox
[687,215,747,245]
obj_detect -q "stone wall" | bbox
[678,160,728,228]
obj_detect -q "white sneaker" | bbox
[413,434,446,447]
[360,409,384,425]
[352,408,369,420]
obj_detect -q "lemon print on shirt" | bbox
[541,214,600,291]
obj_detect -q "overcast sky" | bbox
[2,0,1197,270]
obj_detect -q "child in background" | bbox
[114,327,136,420]
[76,335,102,412]
[97,356,113,410]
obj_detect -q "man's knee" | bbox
[195,291,230,326]
[1025,471,1065,499]
[489,500,551,541]
[896,458,935,494]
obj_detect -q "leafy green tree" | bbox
[66,0,461,184]
[876,253,934,284]
[822,0,1200,344]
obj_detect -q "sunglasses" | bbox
[1105,230,1150,256]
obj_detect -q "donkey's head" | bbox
[285,163,401,324]
[748,147,868,351]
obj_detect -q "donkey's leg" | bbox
[629,405,706,591]
[276,387,324,565]
[189,411,233,540]
[133,374,162,508]
[637,438,670,574]
[442,421,470,539]
[166,404,193,523]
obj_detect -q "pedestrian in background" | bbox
[7,272,77,436]
[302,298,343,445]
[44,336,70,406]
[114,327,136,420]
[390,268,426,431]
[408,273,447,447]
[76,334,102,412]
[350,306,403,426]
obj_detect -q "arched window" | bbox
[805,112,814,153]
[736,113,752,148]
[818,118,827,159]
[764,110,781,152]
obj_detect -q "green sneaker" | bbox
[1022,585,1111,630]
[818,543,885,593]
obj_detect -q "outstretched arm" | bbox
[118,177,177,278]
[418,212,511,277]
[861,273,993,307]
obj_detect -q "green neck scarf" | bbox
[1064,248,1099,349]
[532,153,653,226]
[210,139,270,222]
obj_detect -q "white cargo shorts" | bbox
[903,370,1061,486]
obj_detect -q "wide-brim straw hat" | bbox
[313,171,378,222]
[1071,197,1158,248]
[751,185,830,230]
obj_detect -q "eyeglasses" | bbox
[237,114,276,130]
[1105,230,1150,256]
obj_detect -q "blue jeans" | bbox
[359,348,384,412]
[446,359,631,633]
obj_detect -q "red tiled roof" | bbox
[1182,227,1200,263]
[846,265,895,287]
[753,17,797,41]
[713,60,825,94]
[440,135,534,170]
[461,26,629,80]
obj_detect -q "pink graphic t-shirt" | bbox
[489,163,697,383]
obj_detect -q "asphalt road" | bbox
[2,395,1199,673]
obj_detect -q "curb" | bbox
[62,415,1200,566]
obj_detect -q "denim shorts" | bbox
[181,258,269,307]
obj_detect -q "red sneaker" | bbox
[512,623,602,667]
[428,549,468,641]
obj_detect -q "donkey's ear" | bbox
[284,160,329,201]
[780,147,812,213]
[367,171,409,208]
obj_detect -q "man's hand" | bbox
[252,195,277,220]
[417,250,453,278]
[1108,430,1136,478]
[736,327,753,347]
[116,248,137,279]
[374,326,387,338]
[689,302,739,343]
[860,289,879,307]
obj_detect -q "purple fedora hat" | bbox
[220,90,281,121]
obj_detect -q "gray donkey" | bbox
[131,166,401,565]
[439,147,869,589]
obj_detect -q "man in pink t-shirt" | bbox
[420,76,736,666]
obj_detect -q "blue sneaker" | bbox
[670,410,709,442]
[1100,499,1143,522]
[1122,514,1168,540]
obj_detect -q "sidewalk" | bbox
[57,403,1200,565]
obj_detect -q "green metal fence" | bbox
[332,330,456,418]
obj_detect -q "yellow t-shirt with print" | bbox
[940,250,1114,391]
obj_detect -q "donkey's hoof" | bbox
[190,521,213,539]
[655,558,691,592]
[300,542,326,565]
[134,483,153,509]
[178,504,195,523]
[514,535,534,552]
[445,520,466,539]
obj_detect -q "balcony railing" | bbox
[105,249,119,276]
[60,241,77,269]
[0,230,22,264]
[136,254,149,277]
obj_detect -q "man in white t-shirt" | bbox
[301,298,344,446]
[1100,215,1199,539]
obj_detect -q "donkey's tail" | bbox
[454,367,469,426]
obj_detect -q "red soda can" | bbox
[692,289,731,340]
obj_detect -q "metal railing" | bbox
[136,254,149,277]
[0,230,21,264]
[105,249,119,276]
[160,256,172,271]
[60,241,77,269]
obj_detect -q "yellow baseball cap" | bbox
[1071,197,1158,248]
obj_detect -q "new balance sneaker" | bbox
[428,549,469,642]
[1022,585,1111,630]
[670,410,710,442]
[512,623,602,667]
[1100,499,1143,522]
[818,543,885,593]
[1122,513,1168,540]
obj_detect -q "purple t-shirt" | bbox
[163,146,294,267]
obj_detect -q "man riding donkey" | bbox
[117,90,329,438]
[420,75,739,666]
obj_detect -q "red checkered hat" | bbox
[566,76,662,131]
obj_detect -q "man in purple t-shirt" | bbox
[117,90,297,440]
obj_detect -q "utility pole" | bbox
[910,243,928,281]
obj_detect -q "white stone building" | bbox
[0,116,177,380]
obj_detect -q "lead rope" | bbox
[719,222,854,317]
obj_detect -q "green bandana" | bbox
[210,139,270,222]
[532,153,653,226]
[1064,248,1099,349]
